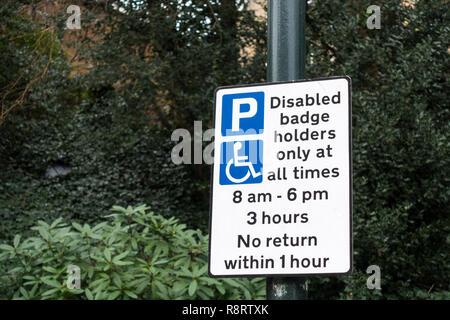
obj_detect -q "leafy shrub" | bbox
[0,205,265,300]
[305,0,449,299]
[0,99,206,240]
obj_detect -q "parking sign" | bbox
[209,77,352,277]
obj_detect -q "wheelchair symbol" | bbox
[225,142,262,184]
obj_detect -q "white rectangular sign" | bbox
[209,77,352,277]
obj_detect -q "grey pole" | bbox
[266,0,307,300]
[267,0,306,82]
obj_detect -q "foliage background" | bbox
[0,0,448,299]
[0,205,266,300]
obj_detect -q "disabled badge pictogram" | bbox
[219,92,264,185]
[220,140,263,185]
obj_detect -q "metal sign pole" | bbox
[266,0,307,300]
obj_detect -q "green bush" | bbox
[0,98,205,240]
[304,0,449,299]
[0,205,265,300]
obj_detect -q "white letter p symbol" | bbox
[231,98,258,132]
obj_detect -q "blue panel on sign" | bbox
[221,92,264,136]
[219,140,263,185]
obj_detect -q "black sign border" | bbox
[208,76,353,278]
